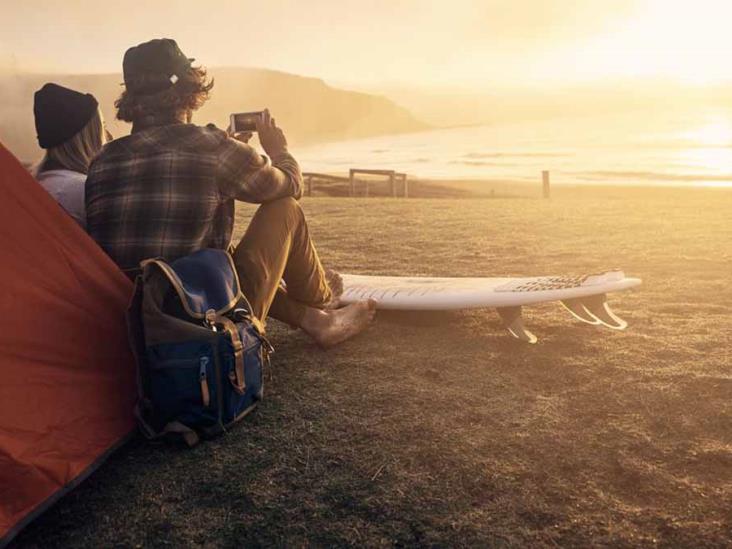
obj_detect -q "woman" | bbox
[33,83,107,229]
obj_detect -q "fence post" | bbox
[404,176,409,198]
[305,175,313,197]
[390,173,396,197]
[542,170,550,199]
[349,170,355,197]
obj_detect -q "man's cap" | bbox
[123,38,194,95]
[33,83,99,149]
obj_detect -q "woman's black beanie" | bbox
[33,83,99,149]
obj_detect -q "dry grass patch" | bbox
[12,186,731,548]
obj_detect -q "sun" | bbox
[683,120,732,146]
[677,116,732,186]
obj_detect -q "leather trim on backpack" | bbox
[140,255,242,319]
[205,311,246,394]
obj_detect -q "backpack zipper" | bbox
[212,338,225,429]
[199,356,210,407]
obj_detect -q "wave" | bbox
[463,152,569,159]
[449,160,519,167]
[574,170,732,182]
[637,142,732,150]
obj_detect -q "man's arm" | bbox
[216,110,303,203]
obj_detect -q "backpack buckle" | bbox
[204,309,218,332]
[232,308,251,321]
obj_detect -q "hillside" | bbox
[0,67,426,162]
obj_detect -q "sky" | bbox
[1,0,732,90]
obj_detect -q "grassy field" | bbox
[12,185,732,547]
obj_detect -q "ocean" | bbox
[293,109,732,187]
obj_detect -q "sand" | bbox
[12,184,731,547]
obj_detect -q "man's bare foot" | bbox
[324,268,344,309]
[301,299,377,348]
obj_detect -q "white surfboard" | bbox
[340,270,641,343]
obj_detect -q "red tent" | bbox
[0,143,136,546]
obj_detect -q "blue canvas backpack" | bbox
[127,249,272,446]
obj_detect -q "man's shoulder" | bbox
[170,122,228,141]
[162,123,232,151]
[103,123,231,155]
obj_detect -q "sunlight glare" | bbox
[682,120,732,146]
[568,0,732,85]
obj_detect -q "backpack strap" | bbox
[159,421,200,447]
[134,403,200,447]
[205,310,246,395]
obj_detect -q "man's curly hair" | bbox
[115,66,214,123]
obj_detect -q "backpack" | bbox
[127,249,272,446]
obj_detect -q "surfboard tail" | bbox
[562,294,628,330]
[561,298,602,325]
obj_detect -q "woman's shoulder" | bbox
[36,169,87,185]
[35,169,87,228]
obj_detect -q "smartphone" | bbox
[230,111,264,133]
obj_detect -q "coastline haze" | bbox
[1,0,731,186]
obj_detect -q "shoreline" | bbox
[305,175,732,199]
[18,157,732,199]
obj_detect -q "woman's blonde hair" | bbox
[38,108,106,175]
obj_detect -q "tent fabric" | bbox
[0,143,136,546]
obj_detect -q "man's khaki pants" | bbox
[232,197,332,327]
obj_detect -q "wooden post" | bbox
[305,175,313,197]
[542,170,550,199]
[348,169,408,197]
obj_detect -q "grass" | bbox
[11,185,732,548]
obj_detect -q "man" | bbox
[86,38,375,347]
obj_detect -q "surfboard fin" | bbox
[581,294,628,330]
[561,298,601,325]
[497,306,538,344]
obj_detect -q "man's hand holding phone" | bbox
[229,109,288,158]
[256,109,288,158]
[229,130,253,144]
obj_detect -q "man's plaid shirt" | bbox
[85,123,302,271]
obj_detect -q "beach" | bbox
[13,184,731,547]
